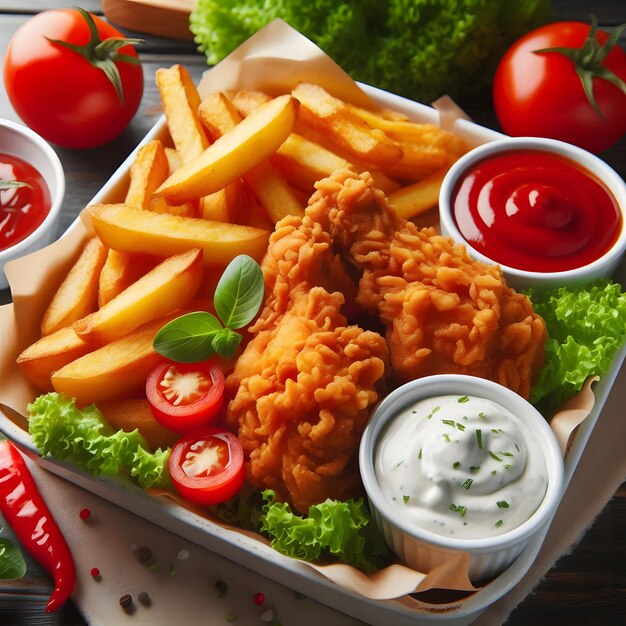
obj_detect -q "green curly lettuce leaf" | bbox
[27,392,170,489]
[189,0,551,103]
[259,489,392,572]
[527,280,626,413]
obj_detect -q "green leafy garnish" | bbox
[0,539,27,581]
[0,180,30,190]
[457,395,470,403]
[460,479,473,490]
[153,255,264,361]
[496,500,510,508]
[495,519,504,528]
[489,451,502,462]
[258,490,391,572]
[189,0,551,103]
[526,279,626,412]
[27,392,170,489]
[449,503,467,517]
[476,429,483,449]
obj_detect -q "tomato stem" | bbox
[533,15,626,118]
[46,7,143,107]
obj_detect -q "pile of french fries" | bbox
[16,64,467,450]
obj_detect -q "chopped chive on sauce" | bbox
[418,449,422,460]
[469,465,481,473]
[394,460,404,468]
[460,478,473,490]
[476,429,483,449]
[453,461,461,470]
[495,519,504,528]
[478,411,487,420]
[515,443,520,452]
[496,500,509,508]
[442,419,456,428]
[491,428,503,435]
[491,470,497,475]
[503,464,512,470]
[457,395,470,403]
[403,495,410,504]
[426,406,441,419]
[489,451,502,462]
[412,410,417,414]
[449,503,467,517]
[502,451,514,457]
[443,433,451,443]
[462,415,468,420]
[456,422,466,431]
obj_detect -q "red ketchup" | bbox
[0,153,51,251]
[452,150,622,272]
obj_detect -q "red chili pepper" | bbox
[0,440,76,612]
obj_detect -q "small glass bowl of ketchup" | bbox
[0,118,64,290]
[439,137,626,291]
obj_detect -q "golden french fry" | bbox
[271,133,354,190]
[199,180,247,222]
[155,95,299,204]
[17,326,91,391]
[231,89,272,117]
[148,196,197,217]
[198,92,303,221]
[292,120,400,194]
[164,147,182,173]
[385,143,452,180]
[41,237,108,336]
[98,249,160,307]
[74,248,203,346]
[155,64,209,163]
[197,91,242,139]
[292,83,402,169]
[388,167,448,220]
[125,140,169,210]
[51,317,174,406]
[87,203,270,265]
[97,399,179,451]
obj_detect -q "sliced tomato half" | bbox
[146,359,225,433]
[168,427,245,506]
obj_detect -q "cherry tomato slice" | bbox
[168,427,245,506]
[146,360,225,433]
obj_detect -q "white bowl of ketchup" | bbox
[439,137,626,291]
[0,118,65,290]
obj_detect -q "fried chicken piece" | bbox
[225,214,388,513]
[306,169,547,399]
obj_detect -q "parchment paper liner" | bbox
[0,19,600,610]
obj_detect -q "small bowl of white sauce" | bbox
[359,374,564,582]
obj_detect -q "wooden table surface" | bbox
[0,1,624,624]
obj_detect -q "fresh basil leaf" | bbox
[153,312,223,363]
[0,538,27,581]
[0,180,31,190]
[214,255,264,329]
[211,327,243,359]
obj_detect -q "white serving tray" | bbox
[1,81,624,626]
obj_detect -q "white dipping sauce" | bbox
[374,394,548,539]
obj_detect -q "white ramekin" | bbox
[438,137,626,291]
[0,118,65,290]
[359,374,564,582]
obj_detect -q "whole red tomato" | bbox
[4,8,143,149]
[493,19,626,154]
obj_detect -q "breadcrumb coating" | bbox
[225,214,388,513]
[306,169,547,399]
